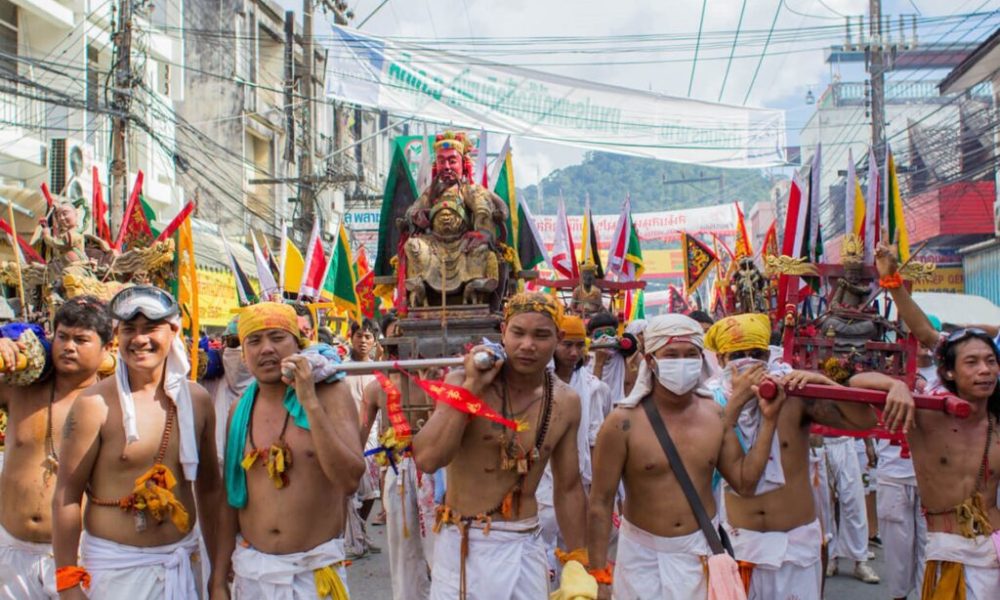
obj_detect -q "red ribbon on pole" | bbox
[374,371,412,440]
[398,367,517,430]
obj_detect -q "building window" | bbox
[0,0,17,81]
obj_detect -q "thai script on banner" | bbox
[327,27,786,169]
[533,203,738,246]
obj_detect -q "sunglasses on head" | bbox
[109,285,179,322]
[726,349,770,361]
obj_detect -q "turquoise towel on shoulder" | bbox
[225,381,311,508]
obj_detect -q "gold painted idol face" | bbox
[432,207,463,236]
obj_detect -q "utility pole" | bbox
[298,0,314,241]
[868,0,886,165]
[283,12,295,167]
[109,0,134,235]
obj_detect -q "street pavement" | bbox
[348,501,905,599]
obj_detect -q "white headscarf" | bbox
[624,319,647,337]
[115,318,198,481]
[619,314,705,408]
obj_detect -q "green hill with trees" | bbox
[518,152,778,215]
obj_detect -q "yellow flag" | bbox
[176,216,199,380]
[851,177,865,238]
[282,237,305,295]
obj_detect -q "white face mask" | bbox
[720,357,767,393]
[655,357,703,395]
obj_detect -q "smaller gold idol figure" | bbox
[570,261,604,318]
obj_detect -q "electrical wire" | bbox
[718,0,748,103]
[743,0,783,105]
[688,0,709,97]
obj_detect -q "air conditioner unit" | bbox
[49,138,94,204]
[49,138,95,230]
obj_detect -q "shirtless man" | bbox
[588,314,785,599]
[211,302,365,598]
[412,292,588,599]
[52,285,221,599]
[707,314,913,599]
[853,330,1000,598]
[0,297,111,599]
[854,243,1000,598]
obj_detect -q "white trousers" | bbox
[0,522,56,599]
[385,458,435,600]
[877,477,926,597]
[809,446,834,546]
[232,535,348,600]
[725,519,823,600]
[924,531,1000,600]
[612,518,710,600]
[81,530,202,600]
[429,517,547,600]
[825,438,869,561]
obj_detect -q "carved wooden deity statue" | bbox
[41,203,91,277]
[570,262,603,317]
[820,233,882,351]
[403,131,507,307]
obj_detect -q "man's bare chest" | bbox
[628,422,721,479]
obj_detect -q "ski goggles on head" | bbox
[109,285,179,322]
[944,327,989,344]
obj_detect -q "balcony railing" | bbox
[0,86,45,134]
[821,80,992,108]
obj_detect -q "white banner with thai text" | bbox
[326,27,787,169]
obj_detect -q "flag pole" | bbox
[6,201,26,317]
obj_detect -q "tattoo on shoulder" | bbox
[808,399,847,428]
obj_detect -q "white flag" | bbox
[551,197,578,279]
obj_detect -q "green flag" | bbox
[321,223,359,319]
[374,140,417,278]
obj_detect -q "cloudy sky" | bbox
[294,0,1000,184]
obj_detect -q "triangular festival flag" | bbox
[681,232,719,295]
[551,197,579,280]
[321,222,360,319]
[375,141,417,278]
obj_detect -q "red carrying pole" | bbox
[757,380,971,418]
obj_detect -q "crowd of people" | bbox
[0,241,997,600]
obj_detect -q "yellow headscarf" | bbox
[704,313,771,355]
[238,302,303,345]
[504,292,564,327]
[560,315,587,341]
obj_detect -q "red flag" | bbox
[155,201,195,243]
[92,167,111,244]
[114,172,151,251]
[761,220,779,260]
[777,175,807,310]
[298,219,328,300]
[734,203,752,259]
[0,218,44,264]
[355,248,375,318]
